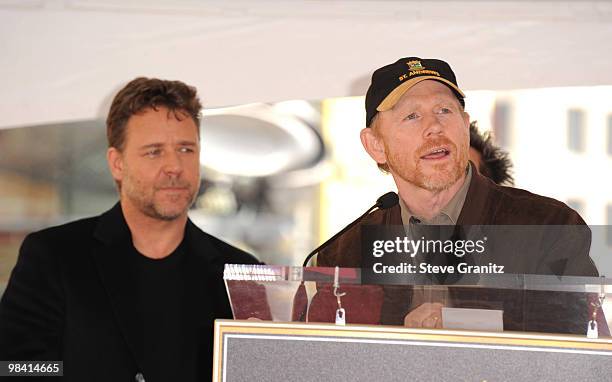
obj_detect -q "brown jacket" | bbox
[313,167,600,333]
[318,165,597,277]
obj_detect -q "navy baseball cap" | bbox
[365,57,465,127]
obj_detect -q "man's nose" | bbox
[162,151,183,175]
[422,113,443,137]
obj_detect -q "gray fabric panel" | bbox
[224,335,611,382]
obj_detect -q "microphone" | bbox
[376,191,400,210]
[302,191,399,267]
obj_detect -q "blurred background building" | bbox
[2,87,611,277]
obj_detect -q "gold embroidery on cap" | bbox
[409,69,440,77]
[403,60,441,79]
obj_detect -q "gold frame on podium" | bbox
[213,319,612,381]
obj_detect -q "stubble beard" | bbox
[385,137,468,193]
[123,174,199,221]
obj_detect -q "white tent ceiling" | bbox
[1,0,612,129]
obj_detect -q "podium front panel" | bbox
[213,320,612,382]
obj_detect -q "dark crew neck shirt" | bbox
[127,240,192,381]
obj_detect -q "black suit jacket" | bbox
[0,203,259,381]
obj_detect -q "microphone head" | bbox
[376,192,399,209]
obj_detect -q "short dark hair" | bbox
[469,121,514,186]
[106,77,202,151]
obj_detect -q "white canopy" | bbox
[1,0,612,129]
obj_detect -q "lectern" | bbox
[215,265,612,381]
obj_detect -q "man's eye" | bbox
[404,113,418,120]
[438,107,452,114]
[179,147,194,153]
[145,149,161,157]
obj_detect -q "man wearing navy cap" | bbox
[316,57,599,330]
[361,58,470,226]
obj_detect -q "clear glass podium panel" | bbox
[224,264,612,337]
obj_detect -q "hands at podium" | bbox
[404,302,444,329]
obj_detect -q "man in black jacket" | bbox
[0,77,258,381]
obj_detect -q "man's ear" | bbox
[107,147,124,183]
[360,127,387,165]
[462,111,471,127]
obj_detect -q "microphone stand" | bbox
[302,204,380,267]
[293,192,398,322]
